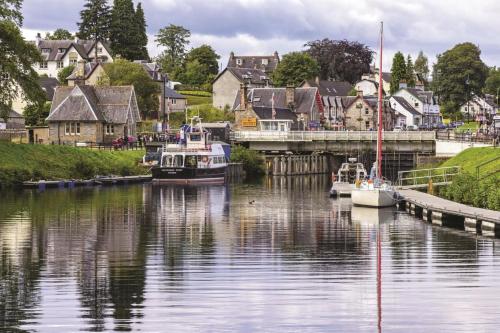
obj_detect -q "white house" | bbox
[354,79,380,97]
[390,96,421,127]
[361,68,391,95]
[459,94,498,122]
[393,88,441,126]
[33,33,113,78]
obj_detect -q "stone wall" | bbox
[48,122,100,144]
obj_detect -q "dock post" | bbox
[287,156,292,176]
[405,202,411,213]
[409,203,416,216]
[273,157,280,175]
[304,156,310,174]
[422,208,430,222]
[464,217,480,234]
[431,211,443,226]
[481,221,496,237]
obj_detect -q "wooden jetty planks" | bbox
[399,189,500,223]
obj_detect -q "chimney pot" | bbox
[286,85,295,107]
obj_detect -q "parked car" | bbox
[418,124,430,131]
[393,126,403,132]
[406,125,418,131]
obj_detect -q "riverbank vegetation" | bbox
[230,146,265,176]
[437,147,499,210]
[0,143,145,187]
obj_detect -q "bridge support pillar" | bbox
[431,211,443,226]
[465,217,480,234]
[481,221,497,237]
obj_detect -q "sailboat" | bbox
[351,22,398,208]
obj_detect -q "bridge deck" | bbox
[399,189,500,223]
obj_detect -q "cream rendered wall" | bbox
[213,71,241,110]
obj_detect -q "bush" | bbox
[0,166,32,187]
[441,173,500,210]
[230,146,265,176]
[71,159,96,179]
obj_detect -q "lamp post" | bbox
[466,74,470,124]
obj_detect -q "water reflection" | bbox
[0,179,499,332]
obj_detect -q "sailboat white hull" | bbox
[351,188,397,208]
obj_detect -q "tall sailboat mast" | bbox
[376,22,384,179]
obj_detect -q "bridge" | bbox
[232,130,436,154]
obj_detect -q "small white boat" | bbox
[329,158,367,197]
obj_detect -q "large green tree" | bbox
[134,2,149,60]
[272,52,320,87]
[406,54,416,88]
[23,101,51,126]
[390,52,407,94]
[110,0,142,60]
[45,28,73,40]
[0,0,45,122]
[104,59,160,118]
[414,50,429,82]
[484,67,500,97]
[305,39,373,84]
[186,45,219,76]
[155,24,191,75]
[77,0,111,41]
[432,42,489,114]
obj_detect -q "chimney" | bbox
[315,76,320,85]
[36,33,41,47]
[230,51,234,60]
[74,36,79,44]
[274,51,279,59]
[286,85,295,107]
[399,80,407,89]
[356,90,363,98]
[76,59,86,78]
[240,83,248,110]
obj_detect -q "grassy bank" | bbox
[438,147,500,210]
[0,142,145,187]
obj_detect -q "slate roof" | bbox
[342,96,379,110]
[382,72,392,83]
[214,67,270,85]
[233,87,319,114]
[406,88,436,104]
[7,110,24,119]
[164,87,186,99]
[227,52,280,73]
[66,62,101,80]
[47,85,141,124]
[391,96,421,116]
[252,107,298,121]
[303,80,352,96]
[134,60,165,81]
[39,77,59,100]
[36,39,111,62]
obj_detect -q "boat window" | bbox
[162,155,173,167]
[173,155,184,167]
[185,155,197,168]
[189,134,201,141]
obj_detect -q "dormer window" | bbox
[415,102,419,107]
[262,59,269,65]
[236,58,242,66]
[41,48,51,53]
[58,48,66,53]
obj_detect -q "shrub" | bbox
[230,146,265,176]
[71,159,96,179]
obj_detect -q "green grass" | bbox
[178,90,212,97]
[455,121,479,133]
[441,147,500,179]
[0,142,146,187]
[186,95,212,106]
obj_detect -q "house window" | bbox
[56,61,64,69]
[415,102,419,107]
[41,48,51,53]
[365,121,370,129]
[97,47,103,53]
[39,61,48,69]
[236,58,242,66]
[65,122,81,135]
[69,52,78,65]
[262,59,269,65]
[365,108,369,115]
[58,48,66,53]
[105,124,114,135]
[171,98,177,105]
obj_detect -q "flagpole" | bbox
[376,21,384,179]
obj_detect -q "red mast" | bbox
[376,22,384,179]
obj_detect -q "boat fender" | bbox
[331,172,336,183]
[202,156,209,163]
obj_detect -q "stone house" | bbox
[164,87,187,113]
[322,96,346,129]
[33,33,113,78]
[46,85,141,144]
[233,85,323,131]
[67,61,108,86]
[0,110,25,129]
[227,51,280,75]
[212,67,271,110]
[300,78,352,97]
[343,92,395,131]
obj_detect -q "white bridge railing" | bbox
[232,131,436,142]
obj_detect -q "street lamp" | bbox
[465,74,470,124]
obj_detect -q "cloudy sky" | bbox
[21,0,500,70]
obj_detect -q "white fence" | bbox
[232,131,436,142]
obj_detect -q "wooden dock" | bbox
[399,189,500,236]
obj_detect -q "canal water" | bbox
[1,177,500,332]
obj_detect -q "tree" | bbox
[271,52,320,87]
[406,54,416,88]
[0,0,45,122]
[103,59,160,118]
[110,0,143,60]
[155,24,191,74]
[414,51,429,82]
[390,52,407,94]
[305,39,373,84]
[432,43,489,114]
[57,65,75,85]
[484,67,500,97]
[45,28,73,40]
[134,2,149,60]
[186,45,220,76]
[77,0,111,41]
[23,101,51,126]
[184,60,208,86]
